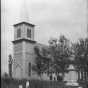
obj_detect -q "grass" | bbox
[1,77,65,88]
[1,77,88,88]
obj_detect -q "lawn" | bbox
[1,77,88,88]
[1,78,65,88]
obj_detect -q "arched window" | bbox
[27,28,31,38]
[17,28,21,38]
[28,62,31,76]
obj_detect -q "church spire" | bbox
[13,0,35,42]
[87,0,88,37]
[20,0,30,22]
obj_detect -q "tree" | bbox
[73,38,88,66]
[32,35,73,80]
[32,46,50,79]
[48,35,72,74]
[73,38,88,81]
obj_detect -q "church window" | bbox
[17,28,21,38]
[27,28,31,38]
[28,62,31,76]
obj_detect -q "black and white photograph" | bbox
[1,0,88,88]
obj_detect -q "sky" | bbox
[1,0,88,74]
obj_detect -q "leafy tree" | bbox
[73,38,88,63]
[32,35,88,81]
[32,35,73,80]
[73,38,88,78]
[48,35,72,74]
[32,46,50,79]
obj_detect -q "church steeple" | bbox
[13,22,35,41]
[87,0,88,37]
[13,0,35,41]
[20,0,30,22]
[12,0,36,79]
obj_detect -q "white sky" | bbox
[1,0,88,74]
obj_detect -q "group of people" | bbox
[19,81,30,88]
[41,72,63,81]
[49,72,63,81]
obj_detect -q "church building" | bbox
[11,1,88,82]
[12,21,45,79]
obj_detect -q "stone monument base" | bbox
[65,80,79,86]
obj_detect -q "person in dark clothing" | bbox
[50,74,52,80]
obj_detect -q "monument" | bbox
[64,64,79,86]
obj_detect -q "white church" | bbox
[12,19,79,82]
[10,2,88,87]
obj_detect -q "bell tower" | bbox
[12,22,36,79]
[12,0,37,79]
[14,22,35,41]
